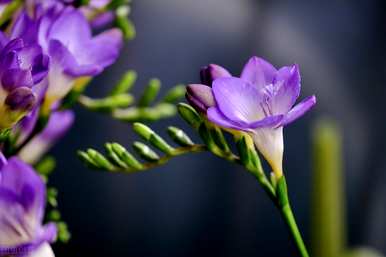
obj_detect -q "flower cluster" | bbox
[187,57,316,178]
[0,0,124,256]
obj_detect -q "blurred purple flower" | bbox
[12,5,123,109]
[0,37,49,129]
[188,57,316,177]
[0,154,56,257]
[18,110,74,164]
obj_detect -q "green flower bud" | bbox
[138,79,161,107]
[79,94,134,111]
[86,149,115,171]
[177,103,202,129]
[111,143,143,170]
[133,142,160,162]
[163,84,186,103]
[133,123,174,154]
[110,70,137,95]
[167,126,194,146]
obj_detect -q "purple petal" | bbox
[1,69,34,90]
[272,64,301,113]
[40,110,75,142]
[240,56,277,88]
[37,5,63,50]
[48,39,100,77]
[247,114,284,129]
[200,64,231,86]
[0,158,45,220]
[14,107,40,146]
[18,111,75,164]
[212,77,266,124]
[47,6,122,72]
[47,7,91,50]
[208,107,284,131]
[0,190,27,247]
[1,38,24,54]
[0,222,56,255]
[0,152,6,170]
[0,32,8,49]
[0,158,56,254]
[280,95,316,126]
[31,53,50,84]
[38,223,57,243]
[207,107,247,131]
[18,45,49,84]
[90,11,115,29]
[11,11,38,44]
[74,28,123,70]
[28,242,55,257]
[0,41,49,90]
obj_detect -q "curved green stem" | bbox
[253,172,309,257]
[280,203,310,257]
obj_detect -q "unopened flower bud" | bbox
[5,87,36,111]
[186,84,215,113]
[200,64,231,86]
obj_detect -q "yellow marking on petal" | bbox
[271,162,283,179]
[73,76,92,91]
[0,105,27,129]
[41,97,56,116]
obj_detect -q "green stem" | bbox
[280,203,310,257]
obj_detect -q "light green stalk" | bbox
[311,119,346,257]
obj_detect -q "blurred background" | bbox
[51,0,386,256]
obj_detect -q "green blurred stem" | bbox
[113,144,208,172]
[280,203,310,257]
[311,119,345,257]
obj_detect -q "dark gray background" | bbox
[52,1,386,256]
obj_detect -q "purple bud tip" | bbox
[186,84,215,113]
[5,87,36,111]
[200,64,231,86]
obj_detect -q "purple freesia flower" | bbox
[0,37,49,129]
[187,57,316,177]
[0,154,56,257]
[18,110,74,164]
[12,5,123,109]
